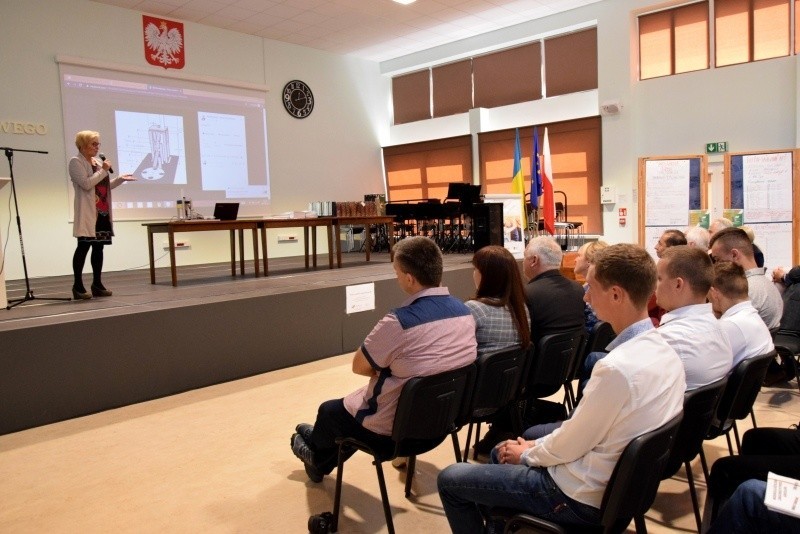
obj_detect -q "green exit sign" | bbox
[706,141,728,154]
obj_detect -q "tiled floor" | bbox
[0,352,797,533]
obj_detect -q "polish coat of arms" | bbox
[143,16,185,69]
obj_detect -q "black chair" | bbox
[451,345,528,461]
[308,363,476,534]
[565,321,616,412]
[512,328,585,434]
[499,412,684,534]
[773,330,800,394]
[699,351,776,480]
[660,377,728,533]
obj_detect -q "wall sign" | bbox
[143,16,185,70]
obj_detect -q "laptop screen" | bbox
[213,202,240,221]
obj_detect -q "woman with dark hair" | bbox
[466,245,531,355]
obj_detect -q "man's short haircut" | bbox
[591,244,656,309]
[712,261,749,300]
[708,227,755,260]
[660,245,714,295]
[684,226,710,250]
[661,229,688,247]
[525,235,562,270]
[578,240,609,264]
[393,236,443,287]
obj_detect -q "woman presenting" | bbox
[69,130,135,300]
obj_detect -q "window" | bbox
[545,28,598,96]
[478,117,602,235]
[383,136,472,202]
[639,2,709,80]
[392,69,430,125]
[716,0,790,67]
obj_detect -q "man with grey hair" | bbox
[685,225,711,251]
[523,236,586,345]
[709,217,733,237]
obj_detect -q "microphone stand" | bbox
[1,146,72,309]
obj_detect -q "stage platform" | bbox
[0,251,476,435]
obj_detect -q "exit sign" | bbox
[706,141,728,154]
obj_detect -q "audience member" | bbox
[708,479,800,533]
[656,246,733,389]
[289,236,477,483]
[773,265,800,287]
[709,227,783,330]
[709,217,733,237]
[437,244,685,533]
[708,261,774,366]
[465,245,531,356]
[654,228,687,258]
[573,240,609,334]
[685,225,711,251]
[769,264,800,383]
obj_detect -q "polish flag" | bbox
[542,127,555,235]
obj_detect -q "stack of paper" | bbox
[765,472,800,519]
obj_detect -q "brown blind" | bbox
[478,117,602,235]
[473,42,541,108]
[545,28,598,96]
[383,136,472,202]
[716,0,751,66]
[432,59,472,118]
[639,2,709,80]
[674,2,709,73]
[392,70,430,125]
[753,0,790,60]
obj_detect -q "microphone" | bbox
[98,153,114,173]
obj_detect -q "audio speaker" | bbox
[471,202,504,251]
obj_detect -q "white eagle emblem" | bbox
[144,21,183,67]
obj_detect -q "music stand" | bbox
[2,147,71,309]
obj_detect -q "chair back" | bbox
[392,363,476,455]
[462,346,528,423]
[571,321,616,381]
[708,350,775,438]
[663,377,728,478]
[599,412,683,529]
[522,328,585,399]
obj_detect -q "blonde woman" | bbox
[574,240,608,333]
[69,130,134,300]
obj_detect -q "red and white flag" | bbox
[143,16,185,69]
[541,127,555,235]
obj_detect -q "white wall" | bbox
[380,0,799,246]
[0,0,389,280]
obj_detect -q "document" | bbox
[346,283,375,314]
[645,159,690,226]
[766,472,800,519]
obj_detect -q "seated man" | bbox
[290,236,477,482]
[709,227,783,330]
[656,246,733,389]
[648,228,687,325]
[708,479,800,533]
[708,261,774,367]
[437,244,686,532]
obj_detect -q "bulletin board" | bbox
[638,155,708,258]
[724,149,799,269]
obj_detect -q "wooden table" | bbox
[332,215,396,268]
[258,217,334,275]
[143,220,260,286]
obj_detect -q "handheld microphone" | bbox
[98,153,114,174]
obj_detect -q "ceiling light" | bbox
[393,0,417,5]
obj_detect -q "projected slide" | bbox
[115,111,187,184]
[59,62,271,220]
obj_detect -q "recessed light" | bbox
[393,0,416,5]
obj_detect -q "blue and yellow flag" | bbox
[511,128,528,231]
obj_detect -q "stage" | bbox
[0,251,476,435]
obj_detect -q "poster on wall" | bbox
[484,194,525,258]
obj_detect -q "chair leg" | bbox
[685,461,702,533]
[374,459,395,534]
[463,422,474,461]
[404,455,417,498]
[633,514,648,534]
[725,431,734,456]
[451,432,463,463]
[732,422,742,454]
[699,446,710,483]
[331,445,349,533]
[472,422,482,461]
[750,409,757,429]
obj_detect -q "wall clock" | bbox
[282,80,314,119]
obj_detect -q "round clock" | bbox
[282,80,314,119]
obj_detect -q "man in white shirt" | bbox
[437,244,686,533]
[656,246,733,390]
[709,227,783,330]
[708,261,774,367]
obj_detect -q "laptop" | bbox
[213,202,240,221]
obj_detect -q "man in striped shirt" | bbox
[290,236,477,483]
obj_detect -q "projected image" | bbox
[115,111,187,184]
[198,112,248,190]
